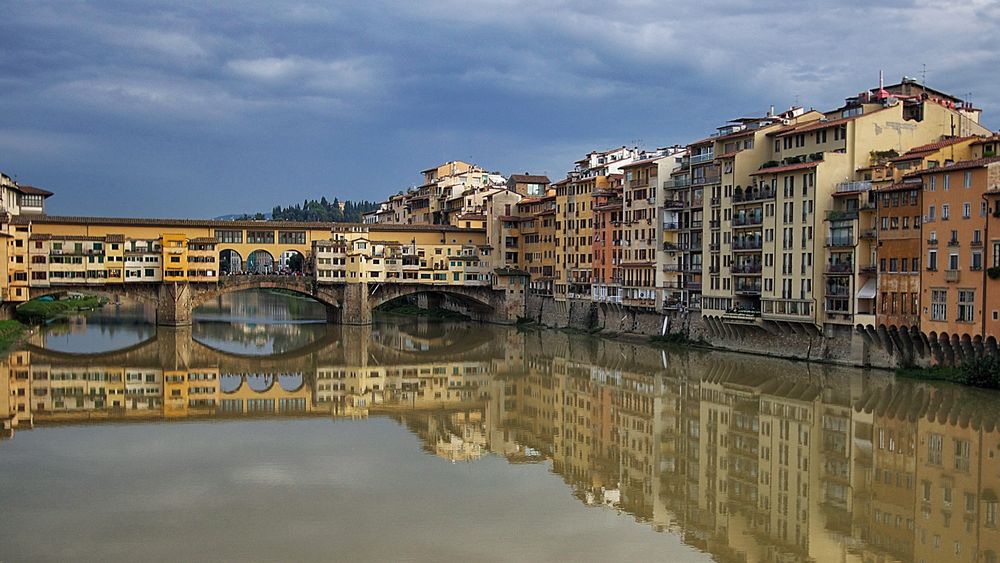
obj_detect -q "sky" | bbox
[2,0,999,218]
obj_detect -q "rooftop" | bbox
[14,214,485,233]
[749,161,822,176]
[508,174,550,184]
[904,155,1000,177]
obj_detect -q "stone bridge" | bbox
[27,275,526,327]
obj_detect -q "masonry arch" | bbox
[369,284,498,315]
[26,285,159,306]
[278,249,306,274]
[246,250,275,274]
[219,249,243,275]
[189,276,342,311]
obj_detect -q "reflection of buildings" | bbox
[9,325,1000,562]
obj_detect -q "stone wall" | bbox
[521,293,905,369]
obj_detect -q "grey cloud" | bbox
[0,0,996,217]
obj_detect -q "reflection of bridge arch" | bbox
[219,373,306,395]
[25,333,159,360]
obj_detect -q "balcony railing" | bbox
[732,240,762,251]
[927,238,938,246]
[691,173,721,186]
[733,215,763,227]
[835,181,873,193]
[826,210,859,222]
[732,264,763,274]
[825,237,854,248]
[826,263,853,274]
[825,286,851,297]
[859,229,877,240]
[733,189,776,203]
[663,222,681,230]
[735,283,762,295]
[690,152,715,164]
[664,178,691,189]
[710,197,721,206]
[709,219,720,229]
[664,199,686,209]
[945,269,960,282]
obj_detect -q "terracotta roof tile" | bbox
[904,156,1000,177]
[750,161,822,176]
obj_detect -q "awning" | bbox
[857,279,877,300]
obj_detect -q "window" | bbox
[963,203,971,219]
[964,170,972,188]
[958,290,975,323]
[928,249,937,270]
[928,433,943,465]
[942,204,950,220]
[955,439,971,472]
[931,291,947,322]
[215,230,243,244]
[949,253,959,270]
[278,231,306,245]
[944,174,951,190]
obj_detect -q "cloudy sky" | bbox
[2,0,998,218]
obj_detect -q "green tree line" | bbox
[240,197,380,222]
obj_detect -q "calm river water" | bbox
[2,290,999,562]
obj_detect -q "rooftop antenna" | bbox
[921,63,927,88]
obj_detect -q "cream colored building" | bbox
[701,78,990,336]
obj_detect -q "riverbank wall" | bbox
[523,294,903,369]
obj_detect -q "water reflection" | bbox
[36,301,155,353]
[5,320,1000,563]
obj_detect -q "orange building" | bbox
[914,156,1000,340]
[874,137,980,329]
[592,185,622,303]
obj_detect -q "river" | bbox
[1,290,998,562]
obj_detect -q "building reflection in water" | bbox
[4,321,1000,563]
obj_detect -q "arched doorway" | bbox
[246,250,275,274]
[279,250,305,274]
[220,249,243,275]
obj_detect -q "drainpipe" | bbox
[982,192,990,339]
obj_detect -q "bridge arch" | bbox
[26,284,160,305]
[189,276,342,312]
[369,284,498,316]
[220,249,243,275]
[246,249,275,274]
[278,249,306,274]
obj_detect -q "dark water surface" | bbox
[2,290,999,562]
